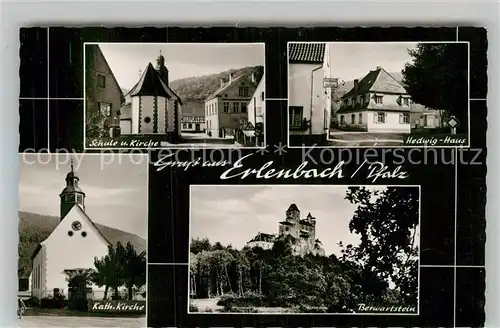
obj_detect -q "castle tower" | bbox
[59,159,85,220]
[155,52,169,86]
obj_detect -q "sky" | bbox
[190,185,393,257]
[95,43,265,90]
[19,154,148,238]
[327,42,418,81]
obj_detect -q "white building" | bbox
[30,163,146,300]
[246,232,276,250]
[247,74,265,128]
[120,54,183,141]
[204,72,258,138]
[336,67,411,133]
[288,43,331,144]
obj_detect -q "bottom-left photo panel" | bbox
[18,153,148,328]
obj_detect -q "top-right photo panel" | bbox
[287,42,470,148]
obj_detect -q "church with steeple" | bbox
[119,52,183,142]
[29,160,146,300]
[246,203,325,257]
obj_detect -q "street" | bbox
[18,316,145,327]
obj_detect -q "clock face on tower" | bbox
[71,221,82,231]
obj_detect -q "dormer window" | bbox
[375,96,383,104]
[403,97,410,106]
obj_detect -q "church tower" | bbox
[59,159,85,220]
[155,52,169,86]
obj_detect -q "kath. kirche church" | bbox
[29,161,146,300]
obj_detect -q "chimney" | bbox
[251,72,256,83]
[229,73,233,84]
[220,78,225,87]
[376,66,381,70]
[354,79,359,90]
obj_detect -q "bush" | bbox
[189,304,198,312]
[40,297,65,309]
[337,125,367,132]
[68,297,88,311]
[24,297,39,307]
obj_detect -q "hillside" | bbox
[18,211,146,277]
[169,65,264,102]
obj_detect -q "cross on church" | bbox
[138,69,142,77]
[70,158,74,172]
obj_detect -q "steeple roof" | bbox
[129,63,170,98]
[287,203,300,212]
[127,63,183,105]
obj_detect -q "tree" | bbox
[92,242,127,300]
[86,110,109,138]
[123,242,146,300]
[402,43,468,131]
[65,269,93,311]
[343,187,419,304]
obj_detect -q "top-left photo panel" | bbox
[84,43,266,150]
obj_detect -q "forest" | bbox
[169,65,264,101]
[189,187,419,313]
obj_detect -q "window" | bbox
[65,194,75,202]
[261,91,265,101]
[76,194,83,204]
[358,113,363,124]
[375,96,383,104]
[238,87,249,97]
[340,115,345,124]
[188,123,192,129]
[233,102,239,113]
[375,112,386,123]
[99,103,111,117]
[241,103,247,113]
[351,114,355,124]
[400,113,410,124]
[403,97,410,106]
[343,100,348,107]
[360,95,365,104]
[223,102,229,113]
[97,74,106,88]
[289,106,303,128]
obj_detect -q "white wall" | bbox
[289,63,327,136]
[247,241,273,250]
[247,77,265,127]
[367,111,411,133]
[204,98,219,137]
[289,63,314,136]
[43,206,109,298]
[131,96,140,134]
[337,111,369,130]
[140,96,155,134]
[120,120,131,134]
[157,97,167,134]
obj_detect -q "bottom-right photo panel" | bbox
[188,185,420,315]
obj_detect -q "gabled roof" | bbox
[289,43,326,64]
[205,74,257,101]
[287,203,300,212]
[128,63,183,105]
[342,67,407,99]
[93,45,125,104]
[30,205,146,260]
